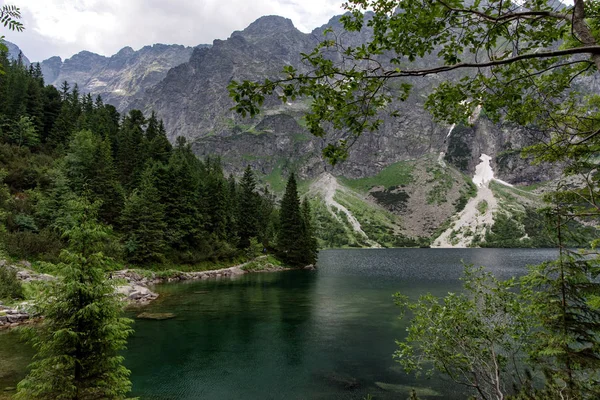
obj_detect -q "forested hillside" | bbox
[0,53,316,269]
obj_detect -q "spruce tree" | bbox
[237,165,259,248]
[225,174,239,245]
[301,198,318,265]
[277,173,305,265]
[16,198,133,400]
[64,130,124,225]
[116,110,146,191]
[121,165,167,264]
[158,137,205,251]
[147,118,172,164]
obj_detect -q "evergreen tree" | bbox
[301,198,318,265]
[257,187,277,248]
[63,130,124,225]
[147,118,172,164]
[121,165,167,264]
[8,115,39,148]
[237,165,259,248]
[116,110,146,191]
[59,81,70,102]
[277,173,305,265]
[225,174,239,245]
[158,137,205,252]
[25,79,44,133]
[16,198,133,400]
[41,85,62,143]
[204,166,228,241]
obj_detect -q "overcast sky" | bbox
[2,0,345,62]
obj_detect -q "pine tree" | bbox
[257,187,277,248]
[63,130,124,225]
[158,137,205,251]
[116,110,146,191]
[204,166,228,241]
[25,79,44,133]
[301,198,318,265]
[9,115,39,148]
[16,198,133,400]
[225,174,239,245]
[238,165,259,248]
[121,165,167,264]
[41,85,62,143]
[147,118,172,164]
[277,173,305,265]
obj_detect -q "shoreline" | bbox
[115,259,316,305]
[0,258,316,327]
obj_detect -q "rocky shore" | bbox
[0,259,316,327]
[113,261,316,305]
[0,303,31,330]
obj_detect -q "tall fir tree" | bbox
[147,118,172,164]
[116,110,146,191]
[237,165,259,248]
[63,130,124,225]
[301,198,318,265]
[277,173,305,265]
[121,165,167,264]
[16,198,133,400]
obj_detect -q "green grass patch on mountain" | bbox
[425,166,454,205]
[310,198,366,248]
[333,190,410,248]
[339,161,415,192]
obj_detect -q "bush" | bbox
[0,266,24,301]
[3,229,64,262]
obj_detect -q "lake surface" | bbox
[125,248,557,400]
[0,248,558,399]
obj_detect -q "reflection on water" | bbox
[124,248,557,400]
[0,248,558,399]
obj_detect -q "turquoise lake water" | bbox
[0,248,558,399]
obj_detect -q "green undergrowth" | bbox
[480,181,596,248]
[310,198,366,248]
[425,166,454,205]
[333,190,402,247]
[241,255,289,271]
[130,255,251,276]
[339,161,415,192]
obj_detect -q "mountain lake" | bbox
[0,248,559,399]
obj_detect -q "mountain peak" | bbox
[240,15,296,36]
[115,46,135,57]
[3,41,31,66]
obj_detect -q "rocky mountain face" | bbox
[7,14,554,187]
[131,15,548,184]
[4,40,30,65]
[38,44,200,110]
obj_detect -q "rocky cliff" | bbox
[38,43,200,110]
[3,40,30,65]
[7,14,555,186]
[134,14,547,185]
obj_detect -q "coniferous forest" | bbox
[0,52,318,269]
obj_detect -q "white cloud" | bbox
[3,0,345,61]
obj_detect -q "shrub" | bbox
[0,266,24,301]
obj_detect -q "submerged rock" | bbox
[375,382,442,397]
[136,312,176,320]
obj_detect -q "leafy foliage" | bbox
[395,265,532,399]
[0,265,23,301]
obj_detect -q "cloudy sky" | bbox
[2,0,345,62]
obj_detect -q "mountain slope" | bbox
[39,44,198,110]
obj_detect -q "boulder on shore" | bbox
[136,312,176,320]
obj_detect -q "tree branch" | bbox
[436,0,571,23]
[382,46,600,77]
